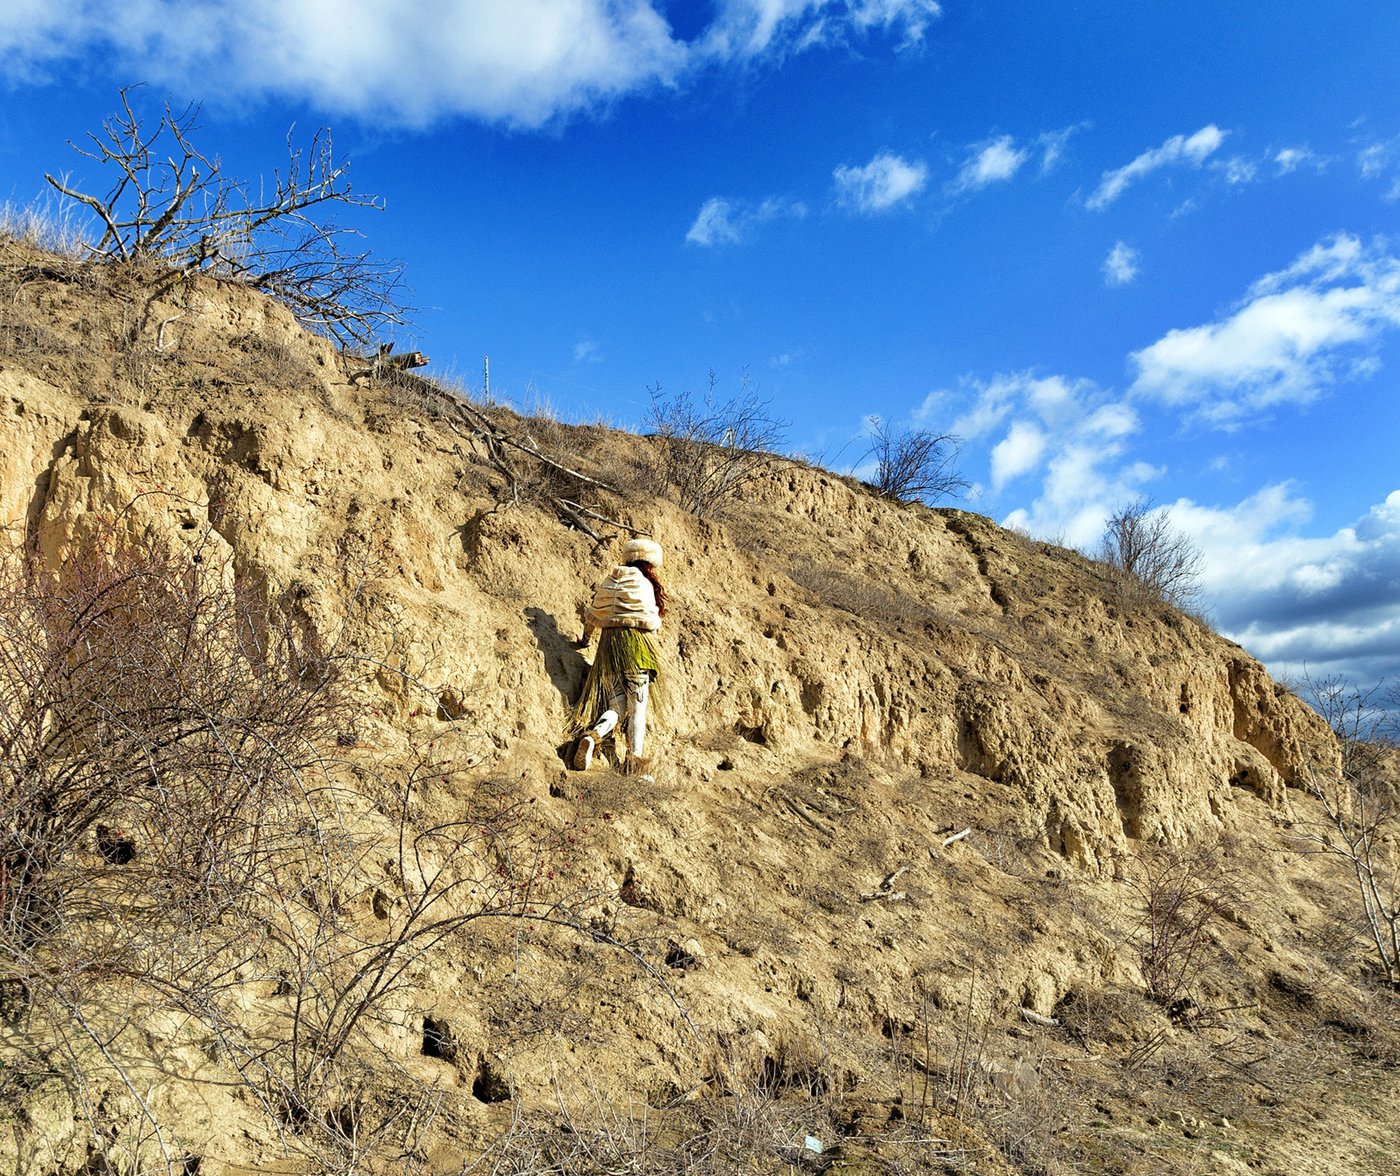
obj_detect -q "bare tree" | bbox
[1096,497,1203,609]
[646,370,788,516]
[0,510,353,1166]
[863,416,967,504]
[1296,672,1400,988]
[44,86,406,344]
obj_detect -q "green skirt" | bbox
[567,627,663,738]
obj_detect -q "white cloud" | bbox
[946,371,1104,439]
[0,0,690,128]
[951,135,1028,192]
[705,0,941,56]
[1000,442,1157,548]
[1087,124,1227,210]
[0,1,76,80]
[1036,124,1083,173]
[1129,234,1400,422]
[947,370,1145,543]
[685,194,805,245]
[1358,142,1390,178]
[0,0,940,129]
[1273,146,1312,174]
[1220,156,1257,185]
[1083,402,1137,437]
[573,338,603,363]
[1170,487,1400,687]
[989,421,1045,490]
[833,151,929,212]
[686,198,744,246]
[1103,241,1139,286]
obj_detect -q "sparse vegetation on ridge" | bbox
[863,416,969,506]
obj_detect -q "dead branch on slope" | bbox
[442,392,646,543]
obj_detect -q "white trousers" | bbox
[586,671,650,758]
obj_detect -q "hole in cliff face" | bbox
[96,824,137,865]
[619,865,652,909]
[1179,685,1192,716]
[1228,763,1262,796]
[1107,745,1142,839]
[422,1016,458,1062]
[664,940,696,970]
[472,1056,511,1103]
[761,1053,830,1098]
[737,723,768,745]
[437,688,469,721]
[955,715,998,780]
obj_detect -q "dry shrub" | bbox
[645,371,787,517]
[1095,498,1203,610]
[1121,842,1234,1011]
[0,507,597,1173]
[788,564,933,632]
[863,417,968,506]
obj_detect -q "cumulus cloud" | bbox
[0,0,690,127]
[1129,234,1400,422]
[0,0,940,129]
[951,135,1028,192]
[685,195,806,245]
[833,151,929,212]
[943,370,1143,541]
[989,421,1045,490]
[1103,241,1139,286]
[1170,486,1400,687]
[1087,124,1227,210]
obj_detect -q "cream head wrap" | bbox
[621,537,663,568]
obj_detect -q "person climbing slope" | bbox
[569,537,666,777]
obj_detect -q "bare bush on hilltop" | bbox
[863,416,968,505]
[44,86,406,345]
[645,370,788,517]
[1096,496,1203,609]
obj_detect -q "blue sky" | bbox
[2,0,1398,702]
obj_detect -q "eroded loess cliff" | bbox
[1,241,1393,1176]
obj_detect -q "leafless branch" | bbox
[864,417,968,504]
[43,86,406,344]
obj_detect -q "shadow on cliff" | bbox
[525,606,588,707]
